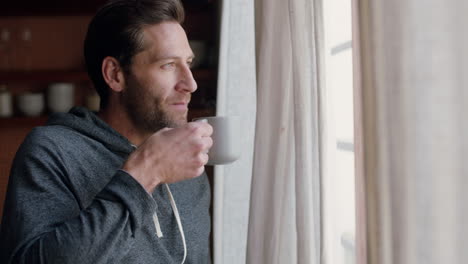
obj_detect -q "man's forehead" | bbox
[139,22,192,58]
[141,22,186,45]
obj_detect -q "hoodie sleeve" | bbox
[0,131,157,264]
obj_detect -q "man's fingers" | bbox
[203,135,213,150]
[187,121,213,137]
[202,122,213,137]
[196,151,209,166]
[161,122,212,141]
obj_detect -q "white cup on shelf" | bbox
[86,90,100,112]
[47,83,75,113]
[17,92,44,117]
[0,85,13,117]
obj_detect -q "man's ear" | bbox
[102,56,126,92]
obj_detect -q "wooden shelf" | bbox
[0,115,48,126]
[0,68,217,84]
[0,70,90,83]
[0,108,214,126]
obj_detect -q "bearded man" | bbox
[0,0,213,263]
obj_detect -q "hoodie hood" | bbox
[46,106,134,155]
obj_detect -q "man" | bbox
[0,0,213,263]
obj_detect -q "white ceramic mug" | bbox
[17,92,44,117]
[47,83,75,113]
[86,90,100,112]
[0,86,13,117]
[194,116,241,165]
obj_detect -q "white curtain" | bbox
[247,0,327,263]
[354,0,468,263]
[213,0,256,263]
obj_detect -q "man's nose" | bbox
[176,65,198,93]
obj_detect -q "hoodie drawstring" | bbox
[129,144,187,263]
[152,184,187,264]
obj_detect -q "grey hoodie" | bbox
[0,107,211,263]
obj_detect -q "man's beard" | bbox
[122,80,188,133]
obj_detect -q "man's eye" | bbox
[161,62,175,69]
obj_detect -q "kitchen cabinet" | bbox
[0,0,219,216]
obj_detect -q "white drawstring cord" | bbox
[130,143,187,262]
[152,212,163,238]
[151,184,187,264]
[165,184,187,264]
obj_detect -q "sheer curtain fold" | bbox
[214,1,256,263]
[355,0,468,263]
[247,0,326,263]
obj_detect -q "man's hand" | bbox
[122,121,213,193]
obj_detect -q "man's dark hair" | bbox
[84,0,185,109]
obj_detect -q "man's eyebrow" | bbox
[153,53,196,62]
